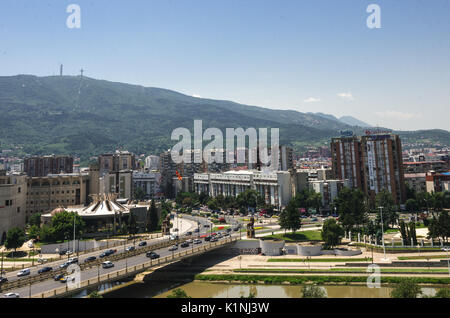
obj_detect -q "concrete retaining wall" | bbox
[297,244,322,256]
[260,240,285,256]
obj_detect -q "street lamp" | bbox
[378,206,389,261]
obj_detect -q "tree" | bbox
[321,218,344,249]
[51,211,85,242]
[390,280,422,298]
[334,188,368,232]
[39,225,56,243]
[133,187,146,201]
[428,211,450,243]
[28,213,42,227]
[28,225,40,240]
[128,213,138,237]
[207,199,219,212]
[148,199,159,231]
[301,285,327,298]
[399,220,409,245]
[434,288,450,298]
[5,227,26,252]
[166,288,191,298]
[375,190,397,228]
[405,198,419,220]
[278,203,302,234]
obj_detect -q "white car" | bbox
[168,245,178,251]
[193,239,202,244]
[37,258,47,264]
[17,268,30,277]
[3,293,20,298]
[27,242,34,248]
[101,261,114,269]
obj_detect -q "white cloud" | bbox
[337,92,355,101]
[374,110,422,120]
[303,97,321,103]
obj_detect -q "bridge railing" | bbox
[31,237,238,298]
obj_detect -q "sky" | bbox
[0,0,449,131]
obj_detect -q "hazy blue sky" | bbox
[0,0,449,131]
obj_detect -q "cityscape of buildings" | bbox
[0,131,449,243]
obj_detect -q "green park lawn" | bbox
[264,231,322,242]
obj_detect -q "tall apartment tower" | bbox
[360,134,406,205]
[331,136,364,190]
[24,155,74,177]
[331,133,406,205]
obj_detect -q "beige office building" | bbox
[0,171,28,242]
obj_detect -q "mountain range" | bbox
[0,75,448,163]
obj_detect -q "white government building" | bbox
[193,170,292,208]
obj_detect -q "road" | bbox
[3,214,240,297]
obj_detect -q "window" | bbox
[18,187,21,193]
[17,207,20,213]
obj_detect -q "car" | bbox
[173,228,179,232]
[58,250,67,256]
[223,232,230,237]
[100,249,115,258]
[146,252,160,259]
[17,268,30,277]
[68,257,78,264]
[3,293,20,298]
[186,239,193,244]
[28,242,34,248]
[60,276,75,283]
[180,242,189,248]
[37,258,47,264]
[211,232,217,236]
[101,261,114,269]
[59,262,71,269]
[210,237,218,242]
[311,218,318,222]
[126,246,136,252]
[54,273,64,281]
[138,241,147,247]
[84,256,97,263]
[0,277,8,284]
[168,245,178,251]
[65,250,73,256]
[204,236,211,241]
[38,266,53,274]
[203,224,210,228]
[232,227,239,231]
[194,228,200,233]
[185,231,192,236]
[193,239,202,244]
[226,228,232,232]
[216,232,223,238]
[170,235,179,241]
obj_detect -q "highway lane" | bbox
[1,214,200,285]
[8,228,238,297]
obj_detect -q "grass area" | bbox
[195,274,450,285]
[267,258,371,263]
[234,268,449,273]
[398,255,450,260]
[263,231,322,242]
[351,243,444,252]
[0,258,43,262]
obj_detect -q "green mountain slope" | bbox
[0,75,448,161]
